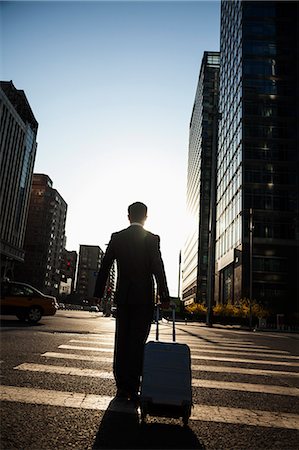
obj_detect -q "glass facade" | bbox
[0,81,38,279]
[216,1,299,315]
[183,52,220,305]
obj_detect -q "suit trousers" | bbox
[113,303,154,395]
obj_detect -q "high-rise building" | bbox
[215,1,298,316]
[76,245,104,301]
[14,174,67,297]
[0,81,38,280]
[182,52,220,307]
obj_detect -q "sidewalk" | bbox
[161,317,299,335]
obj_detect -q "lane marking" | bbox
[59,345,113,352]
[69,340,114,346]
[1,385,298,429]
[14,363,114,379]
[191,363,299,378]
[190,349,298,359]
[68,339,289,355]
[14,363,299,397]
[42,352,113,363]
[85,335,260,346]
[42,352,299,378]
[59,345,299,365]
[191,379,299,396]
[192,354,299,367]
[191,404,299,429]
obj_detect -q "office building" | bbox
[182,52,220,307]
[76,245,104,301]
[0,81,38,280]
[14,174,67,297]
[215,1,298,316]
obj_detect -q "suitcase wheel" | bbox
[140,403,147,424]
[140,410,147,424]
[182,406,191,427]
[182,415,188,427]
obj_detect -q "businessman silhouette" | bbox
[94,202,170,402]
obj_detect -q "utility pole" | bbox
[178,250,183,315]
[249,208,253,330]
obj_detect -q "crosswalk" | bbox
[1,322,299,432]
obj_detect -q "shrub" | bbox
[185,299,270,324]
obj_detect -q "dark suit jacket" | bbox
[94,225,169,305]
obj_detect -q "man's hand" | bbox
[160,298,170,310]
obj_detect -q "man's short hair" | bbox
[128,202,147,222]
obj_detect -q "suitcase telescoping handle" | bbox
[155,303,176,343]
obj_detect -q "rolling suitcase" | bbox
[140,304,193,426]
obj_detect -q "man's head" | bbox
[128,202,147,225]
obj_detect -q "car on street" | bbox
[0,280,59,323]
[89,305,100,312]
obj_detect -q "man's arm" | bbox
[94,235,115,299]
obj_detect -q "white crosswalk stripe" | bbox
[2,330,299,432]
[14,363,299,397]
[191,354,299,367]
[1,385,299,430]
[58,344,299,367]
[41,351,299,378]
[68,339,290,355]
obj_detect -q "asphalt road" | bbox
[1,310,299,449]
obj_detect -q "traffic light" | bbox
[66,260,71,271]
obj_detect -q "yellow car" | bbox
[0,281,59,323]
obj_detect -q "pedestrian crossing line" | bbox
[13,363,299,397]
[191,346,290,355]
[190,404,299,430]
[191,379,299,396]
[41,352,299,378]
[69,340,114,346]
[191,363,299,378]
[190,348,298,359]
[182,342,280,350]
[42,352,113,363]
[60,344,298,364]
[83,336,114,340]
[1,385,298,430]
[58,345,113,352]
[68,339,289,355]
[75,340,293,357]
[192,354,299,367]
[83,334,259,346]
[14,363,114,379]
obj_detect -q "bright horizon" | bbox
[1,1,220,296]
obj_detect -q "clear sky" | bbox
[1,0,220,296]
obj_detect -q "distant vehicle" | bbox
[0,281,59,323]
[58,303,65,310]
[89,305,99,312]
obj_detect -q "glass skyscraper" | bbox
[0,81,38,280]
[215,1,298,317]
[182,51,220,306]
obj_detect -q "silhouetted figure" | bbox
[94,202,169,402]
